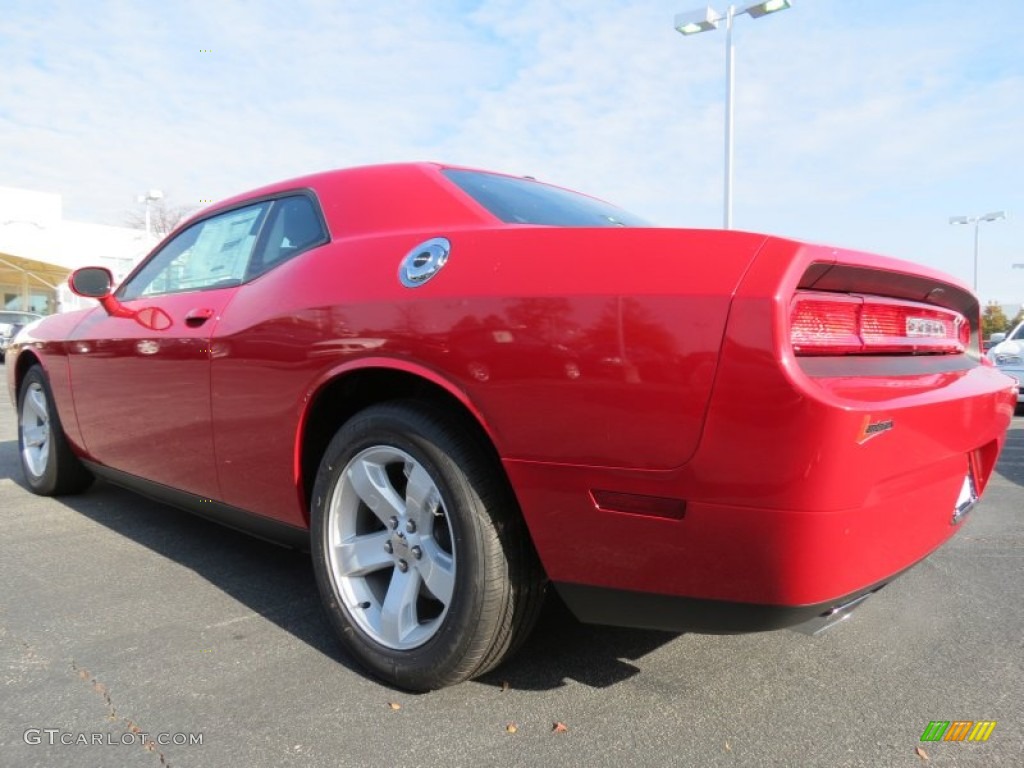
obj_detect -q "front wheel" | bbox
[310,401,544,690]
[18,366,93,495]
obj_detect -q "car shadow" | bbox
[0,438,678,691]
[478,594,680,691]
[0,440,360,671]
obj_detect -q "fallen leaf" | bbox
[725,742,731,752]
[915,746,929,761]
[387,702,401,711]
[506,723,518,734]
[501,680,510,692]
[552,722,568,733]
[78,669,90,681]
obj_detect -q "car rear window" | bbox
[443,169,649,227]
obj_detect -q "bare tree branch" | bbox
[124,200,197,238]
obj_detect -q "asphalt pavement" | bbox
[1,370,1022,767]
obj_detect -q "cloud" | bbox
[1,0,1022,300]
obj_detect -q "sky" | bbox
[2,0,1023,305]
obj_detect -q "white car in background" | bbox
[988,322,1024,410]
[0,311,43,361]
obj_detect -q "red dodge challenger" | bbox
[7,163,1018,690]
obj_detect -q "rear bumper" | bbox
[506,356,1016,627]
[555,579,889,634]
[507,444,984,614]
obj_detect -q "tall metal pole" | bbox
[949,211,1005,294]
[723,5,736,230]
[972,220,980,293]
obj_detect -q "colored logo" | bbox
[920,721,996,742]
[856,416,894,445]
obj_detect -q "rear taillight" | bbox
[790,292,969,356]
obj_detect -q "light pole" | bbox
[137,189,164,239]
[949,211,1006,293]
[675,1,792,230]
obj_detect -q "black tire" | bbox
[310,401,544,690]
[17,365,93,496]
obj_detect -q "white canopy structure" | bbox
[0,186,153,313]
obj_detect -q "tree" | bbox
[981,301,1009,338]
[1010,307,1024,330]
[124,199,196,238]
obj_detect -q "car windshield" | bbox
[443,169,650,227]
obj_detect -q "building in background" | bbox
[0,186,153,314]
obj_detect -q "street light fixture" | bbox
[675,1,792,230]
[948,210,1006,293]
[137,189,164,239]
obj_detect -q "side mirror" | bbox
[989,332,1006,344]
[67,266,172,330]
[69,267,139,321]
[69,267,114,298]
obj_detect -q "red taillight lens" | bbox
[790,292,969,356]
[790,295,862,355]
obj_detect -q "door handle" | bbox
[185,308,216,327]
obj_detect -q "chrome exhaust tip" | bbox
[792,592,873,637]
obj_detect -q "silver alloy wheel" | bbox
[326,445,457,650]
[20,381,51,479]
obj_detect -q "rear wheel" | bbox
[310,401,544,690]
[18,366,93,495]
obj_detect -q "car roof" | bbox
[176,163,503,241]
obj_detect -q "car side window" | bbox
[246,195,328,280]
[119,203,270,299]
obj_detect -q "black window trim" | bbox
[115,188,330,300]
[245,193,331,282]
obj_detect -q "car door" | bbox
[68,202,271,499]
[207,193,331,526]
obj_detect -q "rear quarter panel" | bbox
[207,226,769,523]
[388,226,770,468]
